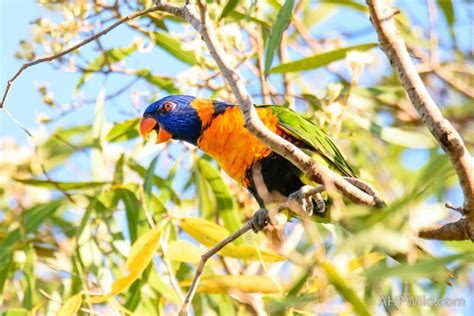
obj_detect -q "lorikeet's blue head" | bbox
[140,95,232,145]
[140,95,202,145]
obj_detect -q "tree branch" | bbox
[367,0,474,241]
[178,220,254,315]
[0,6,161,108]
[418,218,472,241]
[157,1,385,209]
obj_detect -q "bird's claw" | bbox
[289,185,325,216]
[251,208,271,233]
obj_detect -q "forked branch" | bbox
[367,0,474,241]
[178,220,254,315]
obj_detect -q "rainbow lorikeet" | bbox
[139,95,357,228]
[138,96,455,283]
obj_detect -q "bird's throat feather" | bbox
[197,106,280,186]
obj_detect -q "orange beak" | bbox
[139,117,172,144]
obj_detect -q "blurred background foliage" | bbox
[0,0,473,315]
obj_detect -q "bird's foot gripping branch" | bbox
[288,185,327,215]
[251,208,271,233]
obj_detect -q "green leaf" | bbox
[1,309,30,316]
[348,154,453,232]
[39,125,94,170]
[114,154,125,184]
[22,200,63,236]
[115,188,141,243]
[22,245,35,310]
[143,155,159,217]
[136,69,180,94]
[270,43,378,73]
[436,0,456,44]
[264,0,294,74]
[302,3,337,28]
[364,253,473,282]
[92,89,105,141]
[127,159,180,204]
[144,156,159,198]
[267,0,282,11]
[0,200,63,269]
[320,261,370,316]
[219,0,239,20]
[354,85,404,105]
[125,265,153,312]
[13,178,107,190]
[227,11,271,29]
[76,197,99,242]
[106,118,140,142]
[154,32,198,65]
[197,159,242,238]
[194,167,214,217]
[148,270,182,304]
[320,0,367,13]
[351,115,436,148]
[409,154,453,200]
[395,13,431,48]
[75,45,137,92]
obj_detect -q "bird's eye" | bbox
[162,101,175,113]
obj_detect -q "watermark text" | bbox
[378,295,465,307]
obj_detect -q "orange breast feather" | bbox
[197,107,281,186]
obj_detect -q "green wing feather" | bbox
[259,105,356,178]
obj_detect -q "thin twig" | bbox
[163,250,185,305]
[84,77,140,104]
[178,221,253,315]
[0,6,161,108]
[367,0,474,241]
[445,202,465,214]
[34,147,77,204]
[411,46,474,99]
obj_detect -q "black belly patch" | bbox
[247,153,304,206]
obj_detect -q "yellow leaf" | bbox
[182,275,286,294]
[347,252,385,271]
[30,303,42,316]
[180,217,229,247]
[90,226,162,303]
[126,225,162,270]
[219,244,286,262]
[57,294,82,316]
[167,240,204,263]
[179,217,286,262]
